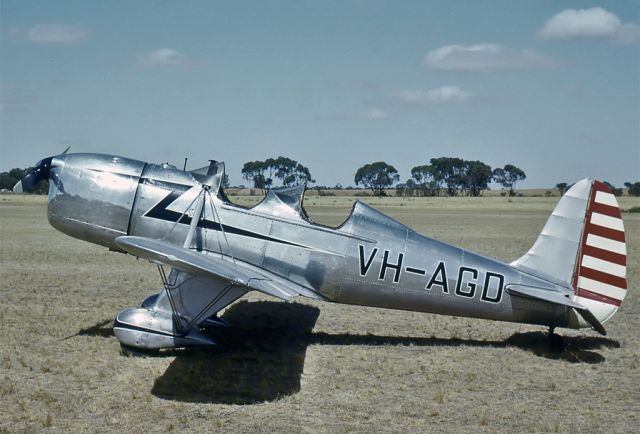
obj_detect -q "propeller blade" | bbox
[13,156,54,193]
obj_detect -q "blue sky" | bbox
[1,0,639,188]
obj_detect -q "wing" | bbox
[115,235,326,302]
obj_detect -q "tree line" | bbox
[556,181,640,197]
[241,156,314,192]
[360,158,526,197]
[1,157,638,198]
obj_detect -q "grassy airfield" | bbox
[1,193,639,433]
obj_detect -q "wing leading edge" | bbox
[115,236,326,302]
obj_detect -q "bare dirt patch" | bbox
[1,194,638,432]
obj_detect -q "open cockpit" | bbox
[187,160,404,235]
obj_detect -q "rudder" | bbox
[571,181,627,325]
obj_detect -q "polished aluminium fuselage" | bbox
[46,153,575,330]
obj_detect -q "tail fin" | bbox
[511,179,627,326]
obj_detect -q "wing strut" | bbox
[206,189,235,263]
[183,188,206,248]
[175,159,235,262]
[157,264,184,333]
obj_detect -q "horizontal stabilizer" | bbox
[506,284,606,335]
[115,236,325,302]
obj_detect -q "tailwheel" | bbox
[548,327,565,352]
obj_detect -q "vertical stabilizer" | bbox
[511,179,627,326]
[511,179,592,284]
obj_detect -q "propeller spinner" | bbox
[13,147,69,193]
[13,156,53,193]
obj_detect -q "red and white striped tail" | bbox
[572,180,627,323]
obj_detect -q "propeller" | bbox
[13,147,70,193]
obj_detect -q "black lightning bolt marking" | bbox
[141,178,307,248]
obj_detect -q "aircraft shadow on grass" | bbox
[72,301,620,404]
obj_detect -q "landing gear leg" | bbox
[548,326,564,352]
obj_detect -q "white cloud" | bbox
[362,108,389,119]
[138,48,185,67]
[315,108,390,122]
[27,23,87,44]
[537,7,640,44]
[424,44,558,72]
[395,86,471,106]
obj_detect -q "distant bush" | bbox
[317,189,335,196]
[604,181,623,196]
[625,182,640,197]
[628,206,640,213]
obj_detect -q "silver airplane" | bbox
[14,152,628,351]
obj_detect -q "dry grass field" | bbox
[1,193,639,433]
